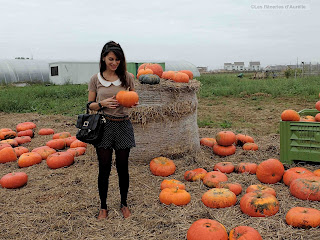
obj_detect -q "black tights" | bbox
[96,147,130,210]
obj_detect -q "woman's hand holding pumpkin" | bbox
[100,96,119,109]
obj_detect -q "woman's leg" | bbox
[96,147,113,210]
[115,148,130,207]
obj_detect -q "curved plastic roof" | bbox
[165,60,200,77]
[0,59,50,84]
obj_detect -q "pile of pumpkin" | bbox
[0,122,87,189]
[135,63,194,84]
[200,131,258,156]
[149,156,320,239]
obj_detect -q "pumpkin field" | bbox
[1,74,320,240]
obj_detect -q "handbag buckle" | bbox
[83,121,89,127]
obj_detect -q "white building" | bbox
[223,61,261,71]
[249,61,261,71]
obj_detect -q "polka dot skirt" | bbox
[94,115,136,150]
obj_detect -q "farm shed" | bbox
[0,59,50,84]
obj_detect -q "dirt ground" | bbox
[0,97,320,240]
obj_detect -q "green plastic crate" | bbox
[280,109,320,164]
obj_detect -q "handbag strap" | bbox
[86,101,103,114]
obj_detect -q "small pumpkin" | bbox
[186,219,228,240]
[281,109,300,121]
[0,130,16,140]
[283,167,314,186]
[235,134,254,146]
[14,136,32,145]
[216,182,242,196]
[300,115,316,122]
[65,136,77,147]
[149,157,176,177]
[116,90,139,108]
[286,207,320,228]
[160,179,185,190]
[246,184,276,197]
[46,139,66,150]
[202,171,228,188]
[17,129,34,138]
[289,176,320,201]
[70,140,87,148]
[202,188,237,208]
[18,152,42,168]
[159,187,191,206]
[0,143,12,151]
[13,146,29,157]
[235,162,258,174]
[0,139,19,147]
[172,72,189,83]
[46,152,75,169]
[136,68,153,79]
[0,172,28,189]
[184,168,207,181]
[66,147,86,157]
[229,226,262,240]
[316,100,320,111]
[256,158,284,184]
[213,161,234,173]
[242,142,258,151]
[213,144,236,156]
[215,131,236,146]
[315,113,320,122]
[314,169,320,177]
[138,63,163,78]
[0,147,17,163]
[38,128,55,135]
[52,132,71,139]
[139,74,160,85]
[179,70,193,80]
[200,138,217,147]
[32,146,56,160]
[240,191,279,217]
[16,122,36,132]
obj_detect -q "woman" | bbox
[87,41,137,219]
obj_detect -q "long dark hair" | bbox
[99,41,128,88]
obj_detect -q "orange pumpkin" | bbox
[14,136,32,145]
[213,162,235,173]
[184,168,207,181]
[300,115,316,122]
[316,100,320,111]
[160,179,185,190]
[289,176,320,201]
[315,113,320,122]
[202,188,237,208]
[32,146,56,160]
[213,144,236,156]
[216,182,242,196]
[0,130,16,140]
[149,157,176,177]
[256,158,284,184]
[162,71,176,80]
[0,172,28,189]
[172,72,189,83]
[38,128,55,135]
[16,122,36,132]
[283,167,314,186]
[246,184,276,197]
[17,129,34,138]
[18,152,42,168]
[13,146,29,157]
[229,226,262,240]
[187,219,228,240]
[0,147,17,163]
[70,140,87,148]
[0,139,19,147]
[235,134,254,146]
[281,109,300,121]
[52,132,71,139]
[215,131,236,146]
[159,187,191,206]
[286,207,320,228]
[116,90,139,108]
[314,169,320,176]
[240,191,279,217]
[66,147,86,157]
[46,152,75,169]
[65,136,77,147]
[136,68,153,79]
[0,143,12,150]
[242,142,258,151]
[46,139,66,150]
[235,162,258,174]
[179,70,193,80]
[138,63,163,78]
[200,138,216,147]
[202,171,228,188]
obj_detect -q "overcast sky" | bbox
[0,0,318,70]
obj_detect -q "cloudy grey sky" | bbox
[0,0,318,70]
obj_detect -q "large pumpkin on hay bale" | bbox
[138,63,163,78]
[139,74,160,85]
[187,219,228,240]
[128,78,200,162]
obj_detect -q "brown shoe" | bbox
[120,206,131,219]
[97,209,108,220]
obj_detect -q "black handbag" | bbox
[76,103,105,145]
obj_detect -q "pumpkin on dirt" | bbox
[285,207,320,228]
[213,144,236,156]
[116,90,139,108]
[314,169,320,176]
[289,176,320,201]
[46,139,66,150]
[0,139,19,147]
[66,147,86,157]
[280,109,300,121]
[229,226,262,240]
[52,132,71,139]
[13,146,29,157]
[242,142,258,151]
[16,122,36,132]
[246,184,276,197]
[17,129,34,138]
[149,157,176,177]
[138,63,163,78]
[235,134,254,146]
[283,167,314,186]
[201,188,237,208]
[159,187,191,206]
[0,172,28,189]
[256,158,284,184]
[184,168,207,181]
[235,162,258,174]
[0,147,17,163]
[32,146,56,160]
[216,182,242,196]
[186,219,228,240]
[0,129,16,140]
[240,191,279,217]
[65,136,77,147]
[14,136,32,145]
[160,179,185,190]
[213,162,234,174]
[18,152,42,168]
[38,128,55,135]
[46,152,75,169]
[200,138,217,147]
[70,140,87,148]
[215,131,236,146]
[202,171,228,188]
[0,143,12,151]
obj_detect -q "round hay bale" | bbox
[129,79,201,162]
